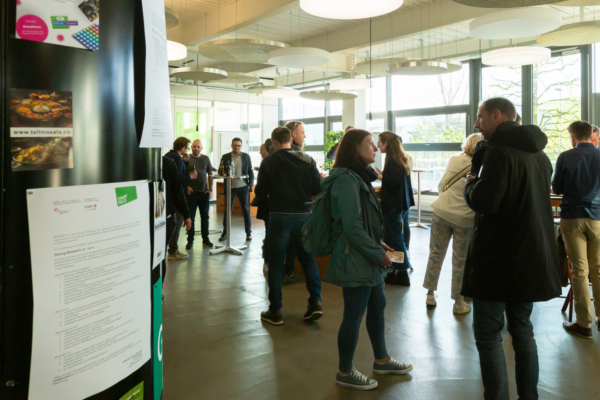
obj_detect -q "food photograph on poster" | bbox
[9,89,74,171]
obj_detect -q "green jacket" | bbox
[323,168,386,287]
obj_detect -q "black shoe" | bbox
[282,274,298,286]
[304,301,323,321]
[386,270,410,286]
[246,233,252,241]
[219,234,227,242]
[185,242,193,250]
[202,237,213,247]
[261,310,283,326]
[563,322,593,338]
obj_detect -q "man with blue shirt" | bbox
[553,120,600,339]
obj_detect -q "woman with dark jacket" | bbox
[375,131,415,286]
[322,129,413,391]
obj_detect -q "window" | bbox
[282,88,325,120]
[395,114,466,144]
[214,102,247,131]
[329,100,343,116]
[481,65,522,115]
[534,53,581,164]
[304,123,325,146]
[366,118,385,133]
[406,151,463,193]
[392,63,470,110]
[248,104,263,167]
[174,98,212,155]
[365,77,387,113]
[331,121,343,132]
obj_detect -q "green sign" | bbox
[115,186,138,207]
[119,382,143,400]
[153,282,163,399]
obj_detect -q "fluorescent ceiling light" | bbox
[167,40,187,61]
[267,47,331,68]
[470,8,563,40]
[300,0,403,19]
[482,46,551,66]
[262,88,300,98]
[330,78,372,91]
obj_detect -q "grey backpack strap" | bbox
[443,165,471,193]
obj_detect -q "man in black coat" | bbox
[463,98,561,400]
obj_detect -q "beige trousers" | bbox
[560,218,600,328]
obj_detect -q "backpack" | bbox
[302,171,360,257]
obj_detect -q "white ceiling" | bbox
[164,0,238,26]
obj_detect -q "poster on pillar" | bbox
[139,0,173,148]
[15,0,100,50]
[152,281,163,400]
[152,181,167,267]
[26,181,151,400]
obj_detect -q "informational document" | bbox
[16,0,99,51]
[139,0,172,148]
[26,181,151,400]
[152,181,167,267]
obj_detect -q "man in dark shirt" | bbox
[186,139,214,249]
[164,137,197,260]
[552,120,600,338]
[256,127,323,326]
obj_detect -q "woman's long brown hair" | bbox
[379,131,411,175]
[332,129,372,171]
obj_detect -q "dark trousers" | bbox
[338,284,388,373]
[262,214,269,262]
[383,210,412,271]
[403,209,411,250]
[222,186,251,234]
[474,300,539,400]
[163,214,177,283]
[284,241,297,275]
[268,213,321,312]
[186,191,210,242]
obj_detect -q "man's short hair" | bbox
[592,125,600,134]
[285,121,303,134]
[173,136,191,151]
[345,126,354,133]
[272,127,291,144]
[482,97,517,122]
[568,120,593,141]
[232,137,242,145]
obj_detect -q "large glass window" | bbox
[331,121,343,132]
[248,104,263,167]
[282,88,325,120]
[534,53,581,163]
[407,151,463,193]
[392,63,470,110]
[214,102,247,131]
[304,123,325,146]
[366,77,387,113]
[395,114,466,144]
[174,98,212,156]
[481,65,523,115]
[366,118,385,133]
[329,100,343,116]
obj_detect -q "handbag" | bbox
[442,165,471,193]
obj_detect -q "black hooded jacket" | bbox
[462,121,561,303]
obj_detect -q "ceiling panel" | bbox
[164,0,238,26]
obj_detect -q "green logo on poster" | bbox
[115,186,138,207]
[119,381,143,400]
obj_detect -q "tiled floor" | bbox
[162,207,600,399]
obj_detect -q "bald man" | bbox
[186,139,214,248]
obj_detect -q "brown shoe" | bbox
[563,322,593,339]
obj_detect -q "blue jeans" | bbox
[474,300,539,400]
[338,284,388,373]
[168,211,184,254]
[284,240,297,275]
[403,209,411,250]
[187,191,210,242]
[222,186,251,234]
[268,213,321,312]
[383,210,412,271]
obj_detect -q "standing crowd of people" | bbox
[162,96,600,398]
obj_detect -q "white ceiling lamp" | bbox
[246,84,275,94]
[537,20,600,45]
[198,38,289,63]
[262,88,300,98]
[482,46,551,66]
[452,0,563,7]
[470,8,563,40]
[167,40,187,61]
[300,0,403,19]
[165,7,179,29]
[300,90,358,101]
[171,67,228,82]
[330,78,372,91]
[388,60,448,75]
[435,59,463,74]
[267,47,330,68]
[219,72,260,84]
[353,58,407,76]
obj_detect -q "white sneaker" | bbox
[426,294,437,307]
[453,303,472,315]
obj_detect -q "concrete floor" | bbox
[162,207,600,400]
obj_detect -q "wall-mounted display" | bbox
[9,89,74,172]
[16,0,100,50]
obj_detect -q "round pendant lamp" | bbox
[246,85,276,94]
[171,67,228,82]
[262,88,300,98]
[267,47,330,68]
[436,60,463,74]
[300,0,404,20]
[557,1,600,5]
[198,38,288,63]
[167,40,187,61]
[388,60,448,75]
[353,58,407,76]
[330,78,372,91]
[452,0,563,7]
[470,8,563,40]
[482,46,551,66]
[219,72,260,84]
[165,7,179,29]
[537,21,600,46]
[300,90,358,101]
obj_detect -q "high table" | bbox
[411,169,432,229]
[209,175,248,256]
